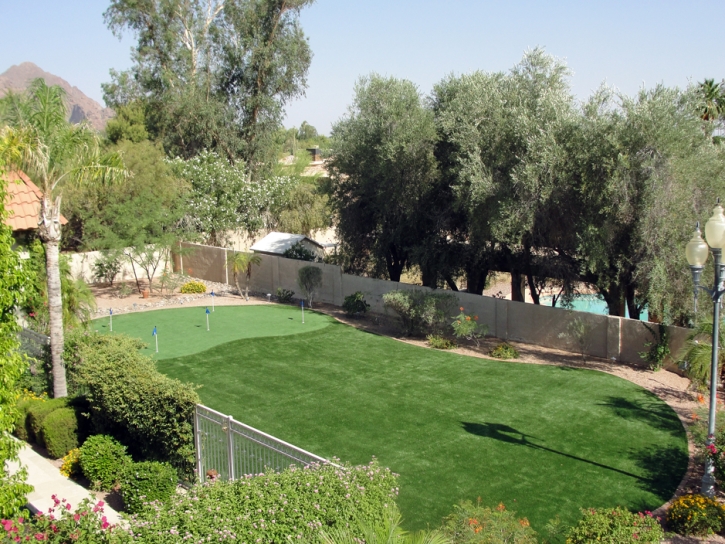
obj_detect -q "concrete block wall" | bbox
[176,242,688,367]
[66,247,169,284]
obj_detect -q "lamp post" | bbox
[685,202,725,497]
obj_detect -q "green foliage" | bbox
[489,343,520,359]
[666,494,725,536]
[0,497,121,543]
[565,506,664,543]
[276,287,295,303]
[298,265,323,307]
[93,251,123,285]
[283,240,319,261]
[13,397,44,441]
[677,318,725,386]
[27,397,69,447]
[230,251,262,300]
[382,290,457,336]
[276,181,331,237]
[343,291,370,316]
[450,308,487,347]
[441,499,538,544]
[427,335,455,350]
[120,461,177,513]
[41,407,80,459]
[638,323,670,371]
[180,280,207,294]
[66,330,200,477]
[60,448,82,478]
[79,434,133,492]
[126,459,398,543]
[105,100,149,144]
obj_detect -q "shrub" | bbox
[79,434,133,491]
[67,330,200,478]
[180,280,206,294]
[666,493,725,536]
[120,461,177,513]
[283,241,318,262]
[383,290,457,336]
[0,497,118,542]
[60,448,82,478]
[490,342,520,359]
[427,334,455,350]
[298,265,323,308]
[343,291,370,316]
[13,397,45,441]
[566,506,665,543]
[451,307,488,347]
[276,287,295,303]
[26,397,69,446]
[441,499,538,543]
[41,407,80,459]
[126,459,398,543]
[92,251,122,286]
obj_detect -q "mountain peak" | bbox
[0,62,114,131]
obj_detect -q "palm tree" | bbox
[318,504,450,544]
[698,79,724,122]
[230,251,262,301]
[0,79,125,398]
[678,318,725,387]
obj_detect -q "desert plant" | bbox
[566,506,664,543]
[116,282,133,298]
[231,251,262,301]
[451,307,487,347]
[441,499,537,543]
[79,434,133,491]
[427,334,455,350]
[678,318,725,387]
[382,290,457,336]
[157,269,184,295]
[666,494,725,536]
[40,407,80,459]
[343,291,370,316]
[276,287,295,303]
[92,251,122,286]
[639,322,670,371]
[120,460,177,513]
[489,342,520,359]
[298,265,323,308]
[180,280,207,294]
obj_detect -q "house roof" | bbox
[250,231,324,255]
[2,170,68,231]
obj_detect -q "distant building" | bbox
[2,170,67,246]
[250,231,324,260]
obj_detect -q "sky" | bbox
[1,0,723,135]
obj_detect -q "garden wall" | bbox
[175,242,690,368]
[65,248,169,284]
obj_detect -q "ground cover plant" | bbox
[104,306,688,533]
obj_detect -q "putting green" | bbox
[93,304,332,360]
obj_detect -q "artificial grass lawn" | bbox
[92,304,330,360]
[110,306,689,533]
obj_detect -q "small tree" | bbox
[231,252,262,301]
[297,265,322,308]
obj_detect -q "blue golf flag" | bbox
[301,300,304,308]
[211,290,215,296]
[206,307,210,315]
[152,326,157,336]
[109,308,113,315]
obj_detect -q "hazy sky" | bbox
[1,0,723,135]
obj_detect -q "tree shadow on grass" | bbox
[629,444,689,500]
[599,394,686,437]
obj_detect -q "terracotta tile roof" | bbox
[2,170,68,231]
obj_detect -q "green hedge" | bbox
[79,434,132,491]
[65,330,200,477]
[27,398,69,447]
[120,461,177,513]
[14,398,45,441]
[41,407,79,459]
[126,459,398,543]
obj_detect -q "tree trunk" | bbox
[465,267,488,295]
[245,272,250,301]
[511,271,525,302]
[625,284,642,321]
[600,283,624,317]
[526,272,540,305]
[39,195,67,398]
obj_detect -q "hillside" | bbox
[0,62,113,131]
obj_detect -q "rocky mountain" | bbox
[0,62,114,131]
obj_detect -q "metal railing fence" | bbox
[194,404,335,481]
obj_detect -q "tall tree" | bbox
[103,0,314,176]
[0,80,126,398]
[328,74,439,281]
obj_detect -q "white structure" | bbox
[250,231,324,260]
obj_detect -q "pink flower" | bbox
[34,534,46,541]
[65,504,71,511]
[73,514,80,522]
[2,520,13,532]
[707,443,718,454]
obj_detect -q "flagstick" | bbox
[109,311,112,332]
[206,313,210,331]
[301,300,305,324]
[211,291,215,312]
[155,333,158,353]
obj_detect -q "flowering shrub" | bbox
[80,435,132,491]
[566,507,664,543]
[441,499,538,543]
[126,459,398,543]
[0,497,122,543]
[451,307,488,347]
[180,280,206,294]
[667,493,725,536]
[490,342,520,359]
[119,461,177,514]
[60,448,82,478]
